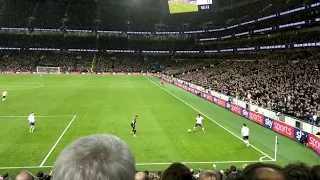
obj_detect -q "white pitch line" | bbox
[0,160,275,170]
[136,160,271,166]
[0,84,44,91]
[0,166,51,170]
[39,115,77,167]
[145,76,273,161]
[41,85,156,88]
[0,115,76,118]
[259,156,270,162]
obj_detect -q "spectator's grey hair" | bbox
[52,134,136,180]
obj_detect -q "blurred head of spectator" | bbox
[0,173,8,180]
[283,162,311,180]
[236,163,285,180]
[52,134,136,180]
[16,171,34,180]
[226,165,239,179]
[136,172,149,180]
[161,162,193,180]
[199,171,220,180]
[311,165,320,180]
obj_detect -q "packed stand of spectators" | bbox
[0,52,169,73]
[174,53,320,125]
[0,53,97,73]
[0,53,36,72]
[0,134,319,180]
[164,60,213,75]
[95,55,168,73]
[171,51,320,125]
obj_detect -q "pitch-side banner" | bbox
[272,120,294,139]
[230,104,242,115]
[308,134,320,154]
[293,128,308,142]
[2,71,147,75]
[4,71,14,74]
[213,97,226,108]
[205,94,213,102]
[248,110,264,125]
[263,116,274,129]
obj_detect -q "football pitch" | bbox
[0,75,319,175]
[168,2,198,14]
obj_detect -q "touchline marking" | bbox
[145,76,274,161]
[0,115,76,118]
[0,166,47,170]
[42,85,156,88]
[39,115,77,167]
[0,84,44,91]
[136,160,275,166]
[0,160,276,170]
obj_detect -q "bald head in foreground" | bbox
[236,163,285,180]
[16,171,34,180]
[135,172,149,180]
[52,134,136,180]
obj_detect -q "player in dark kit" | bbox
[131,115,138,137]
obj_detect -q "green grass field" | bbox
[169,1,198,14]
[0,75,319,175]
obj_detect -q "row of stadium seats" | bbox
[1,134,319,180]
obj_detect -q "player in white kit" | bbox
[2,91,7,102]
[193,114,205,133]
[241,124,250,147]
[28,112,36,133]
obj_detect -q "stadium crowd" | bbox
[0,53,166,73]
[173,52,320,126]
[0,134,319,180]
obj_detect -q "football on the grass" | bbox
[188,129,192,133]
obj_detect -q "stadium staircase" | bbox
[90,54,96,72]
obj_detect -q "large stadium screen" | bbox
[168,0,215,14]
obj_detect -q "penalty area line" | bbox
[144,76,273,161]
[0,160,275,170]
[39,115,77,167]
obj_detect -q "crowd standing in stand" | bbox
[174,52,320,126]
